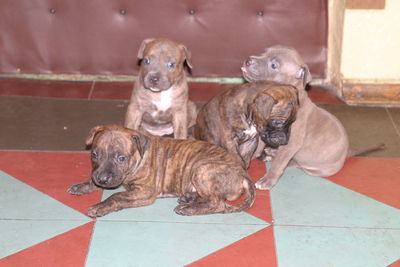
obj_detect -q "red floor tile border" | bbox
[0,78,343,104]
[0,222,95,267]
[188,227,277,267]
[0,78,93,99]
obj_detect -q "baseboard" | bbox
[342,82,400,107]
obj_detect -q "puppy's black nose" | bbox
[270,132,288,147]
[97,175,110,185]
[149,76,159,85]
[245,57,253,67]
[261,132,288,148]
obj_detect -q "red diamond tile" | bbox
[0,222,94,266]
[326,157,400,209]
[0,151,102,215]
[188,227,277,267]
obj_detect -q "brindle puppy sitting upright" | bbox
[125,38,197,139]
[68,125,255,217]
[194,81,299,169]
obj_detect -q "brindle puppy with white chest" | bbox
[68,125,255,217]
[194,81,299,169]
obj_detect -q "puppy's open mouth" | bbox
[241,67,254,82]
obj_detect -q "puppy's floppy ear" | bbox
[85,125,107,147]
[252,92,276,119]
[131,132,150,158]
[296,66,312,87]
[179,44,193,70]
[137,38,156,59]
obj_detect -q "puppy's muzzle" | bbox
[95,174,111,185]
[92,172,120,188]
[149,75,160,87]
[261,131,288,148]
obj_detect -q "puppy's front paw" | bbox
[87,203,111,217]
[68,183,90,195]
[255,177,278,190]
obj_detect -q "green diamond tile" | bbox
[271,168,400,228]
[85,189,269,266]
[274,226,400,267]
[0,171,91,258]
[271,167,400,266]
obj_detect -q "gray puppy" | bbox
[242,46,383,189]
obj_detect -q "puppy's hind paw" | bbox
[174,204,194,216]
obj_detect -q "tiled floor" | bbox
[0,78,399,267]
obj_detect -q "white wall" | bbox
[341,0,400,81]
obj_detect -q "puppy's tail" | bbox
[225,178,256,213]
[348,143,385,157]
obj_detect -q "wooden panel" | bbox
[346,0,385,9]
[343,82,400,106]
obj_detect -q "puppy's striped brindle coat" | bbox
[68,125,255,217]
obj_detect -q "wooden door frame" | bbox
[317,0,400,106]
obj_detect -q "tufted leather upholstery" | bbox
[0,0,327,78]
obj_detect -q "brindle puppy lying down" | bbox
[68,125,255,217]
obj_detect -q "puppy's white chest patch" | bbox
[151,90,172,111]
[243,125,257,139]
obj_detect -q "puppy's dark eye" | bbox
[91,151,98,159]
[271,62,279,70]
[117,155,127,163]
[143,58,151,65]
[167,62,176,68]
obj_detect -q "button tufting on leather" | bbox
[49,8,56,14]
[120,9,126,15]
[189,9,195,15]
[257,11,264,16]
